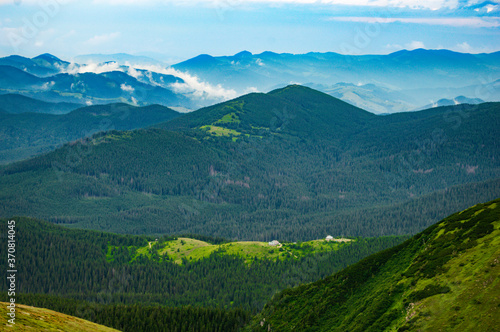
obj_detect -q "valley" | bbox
[1,86,498,241]
[0,34,498,331]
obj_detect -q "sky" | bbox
[0,0,499,63]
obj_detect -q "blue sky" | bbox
[0,0,499,63]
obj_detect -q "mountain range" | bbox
[0,62,189,107]
[1,85,498,241]
[1,49,498,114]
[0,48,499,332]
[173,49,500,112]
[0,102,180,164]
[0,93,81,114]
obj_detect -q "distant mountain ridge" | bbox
[415,95,485,111]
[0,94,81,114]
[1,85,498,240]
[2,50,498,113]
[173,49,500,112]
[0,63,190,107]
[74,53,166,67]
[0,102,180,164]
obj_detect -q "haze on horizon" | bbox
[0,0,499,63]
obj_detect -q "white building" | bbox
[325,235,334,241]
[268,240,280,246]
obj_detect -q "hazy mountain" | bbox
[74,53,166,67]
[173,49,500,113]
[304,82,418,114]
[1,86,498,239]
[0,103,180,164]
[414,95,485,111]
[173,50,500,92]
[247,198,500,331]
[0,65,191,107]
[0,94,81,114]
[0,53,70,77]
[405,79,500,106]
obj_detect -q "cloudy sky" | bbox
[0,0,499,63]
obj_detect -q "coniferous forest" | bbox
[0,50,499,331]
[0,216,406,331]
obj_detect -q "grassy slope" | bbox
[0,302,119,331]
[111,237,353,265]
[247,198,500,331]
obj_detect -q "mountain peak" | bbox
[234,50,252,58]
[33,53,62,61]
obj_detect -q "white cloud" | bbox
[143,65,238,101]
[1,0,497,11]
[485,4,499,13]
[406,40,425,49]
[328,16,500,28]
[125,64,143,79]
[62,61,122,74]
[120,83,134,93]
[83,0,464,10]
[456,41,472,52]
[40,81,55,91]
[85,32,120,46]
[450,42,495,53]
[58,62,237,102]
[255,58,265,66]
[244,86,260,93]
[0,0,75,4]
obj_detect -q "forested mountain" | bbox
[0,93,81,114]
[0,103,180,164]
[0,85,498,240]
[246,198,500,331]
[0,216,405,331]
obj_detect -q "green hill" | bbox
[246,198,500,331]
[0,103,180,164]
[0,93,81,114]
[0,216,404,318]
[157,85,375,138]
[0,86,499,239]
[0,302,120,331]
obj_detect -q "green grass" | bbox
[200,125,242,137]
[245,198,500,331]
[109,237,355,265]
[400,203,500,331]
[215,112,241,124]
[0,302,119,331]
